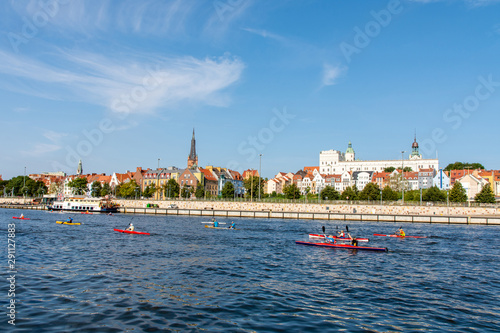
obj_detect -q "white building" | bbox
[352,171,374,191]
[433,169,450,190]
[319,138,439,175]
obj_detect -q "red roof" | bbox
[304,166,319,173]
[200,168,217,181]
[229,170,242,180]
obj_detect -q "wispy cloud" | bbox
[43,130,68,143]
[322,64,346,86]
[17,0,204,37]
[242,27,287,42]
[21,143,61,156]
[0,49,245,114]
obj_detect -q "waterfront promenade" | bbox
[2,198,499,225]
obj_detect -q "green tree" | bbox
[91,181,102,197]
[341,185,359,200]
[243,175,264,199]
[221,182,235,199]
[403,166,413,172]
[164,179,180,198]
[382,186,399,201]
[384,166,396,173]
[320,185,340,200]
[475,184,496,203]
[404,190,420,202]
[358,183,381,201]
[101,183,112,196]
[283,183,301,199]
[5,176,47,197]
[195,186,205,199]
[68,177,88,195]
[449,182,467,203]
[142,183,156,198]
[0,180,7,195]
[116,180,140,198]
[444,162,485,171]
[181,185,193,199]
[422,186,446,202]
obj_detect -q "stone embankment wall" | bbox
[113,199,500,217]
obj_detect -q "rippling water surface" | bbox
[1,208,499,332]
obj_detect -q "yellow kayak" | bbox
[56,221,81,225]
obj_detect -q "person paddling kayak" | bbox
[126,223,134,231]
[213,220,219,227]
[66,217,73,223]
[396,227,405,237]
[228,221,236,229]
[20,213,24,218]
[325,235,337,244]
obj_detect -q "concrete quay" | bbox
[1,198,499,225]
[115,199,500,225]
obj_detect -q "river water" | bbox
[1,208,499,332]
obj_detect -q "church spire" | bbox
[77,160,83,175]
[187,128,198,169]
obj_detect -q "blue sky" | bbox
[1,0,500,179]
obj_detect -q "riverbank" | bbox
[2,198,499,225]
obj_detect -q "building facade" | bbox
[319,138,439,175]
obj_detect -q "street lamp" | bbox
[157,158,160,200]
[259,154,262,201]
[380,188,383,205]
[401,151,406,205]
[23,166,26,204]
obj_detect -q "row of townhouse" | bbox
[266,166,500,200]
[52,165,248,199]
[131,166,248,200]
[266,168,448,196]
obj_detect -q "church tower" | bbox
[187,129,198,169]
[345,141,355,162]
[77,160,83,175]
[409,133,422,160]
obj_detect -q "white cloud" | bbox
[322,64,346,86]
[21,143,61,156]
[242,28,287,42]
[43,130,68,143]
[0,50,245,114]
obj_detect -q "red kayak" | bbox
[12,216,30,220]
[296,241,387,252]
[373,234,427,239]
[308,234,369,242]
[114,229,150,235]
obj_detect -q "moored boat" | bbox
[296,241,387,252]
[48,196,118,213]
